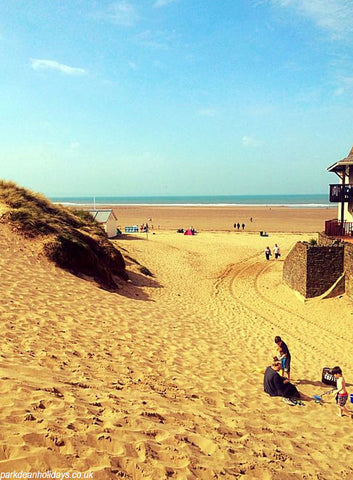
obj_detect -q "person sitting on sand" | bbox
[264,358,300,400]
[331,366,351,417]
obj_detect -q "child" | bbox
[332,366,351,417]
[274,336,291,381]
[279,348,286,377]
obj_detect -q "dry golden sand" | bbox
[0,206,352,479]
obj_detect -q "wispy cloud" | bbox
[70,141,80,150]
[30,59,87,75]
[154,0,177,7]
[196,108,217,117]
[135,30,175,49]
[334,87,345,96]
[334,75,353,95]
[108,1,139,27]
[242,136,262,148]
[128,61,138,70]
[269,0,353,38]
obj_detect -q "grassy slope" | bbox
[0,180,127,290]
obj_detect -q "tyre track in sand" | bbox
[253,261,352,347]
[212,253,344,367]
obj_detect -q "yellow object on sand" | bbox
[255,367,265,374]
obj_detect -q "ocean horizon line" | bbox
[54,202,333,209]
[50,194,333,208]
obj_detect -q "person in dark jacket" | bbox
[264,358,300,399]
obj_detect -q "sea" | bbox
[50,194,331,208]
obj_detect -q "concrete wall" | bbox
[317,232,341,247]
[306,245,344,297]
[283,241,344,298]
[283,242,308,297]
[344,243,353,297]
[318,233,353,298]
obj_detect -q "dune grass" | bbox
[0,180,102,236]
[0,180,127,289]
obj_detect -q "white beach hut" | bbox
[89,209,118,238]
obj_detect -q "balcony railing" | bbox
[329,184,353,202]
[325,219,353,237]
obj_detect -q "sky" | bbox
[1,0,353,197]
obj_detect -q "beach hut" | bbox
[326,146,353,237]
[89,209,118,238]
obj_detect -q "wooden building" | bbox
[326,147,353,237]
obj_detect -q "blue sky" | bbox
[1,0,353,197]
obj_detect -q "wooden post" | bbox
[340,166,346,234]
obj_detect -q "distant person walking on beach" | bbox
[273,243,281,259]
[237,222,240,230]
[275,336,291,381]
[265,246,271,260]
[242,223,245,230]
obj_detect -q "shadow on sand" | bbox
[115,234,150,241]
[296,378,353,388]
[114,271,162,301]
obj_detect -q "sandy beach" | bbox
[0,205,352,479]
[112,205,334,233]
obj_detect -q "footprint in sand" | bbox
[155,430,170,442]
[188,434,217,455]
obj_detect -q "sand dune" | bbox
[0,212,352,479]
